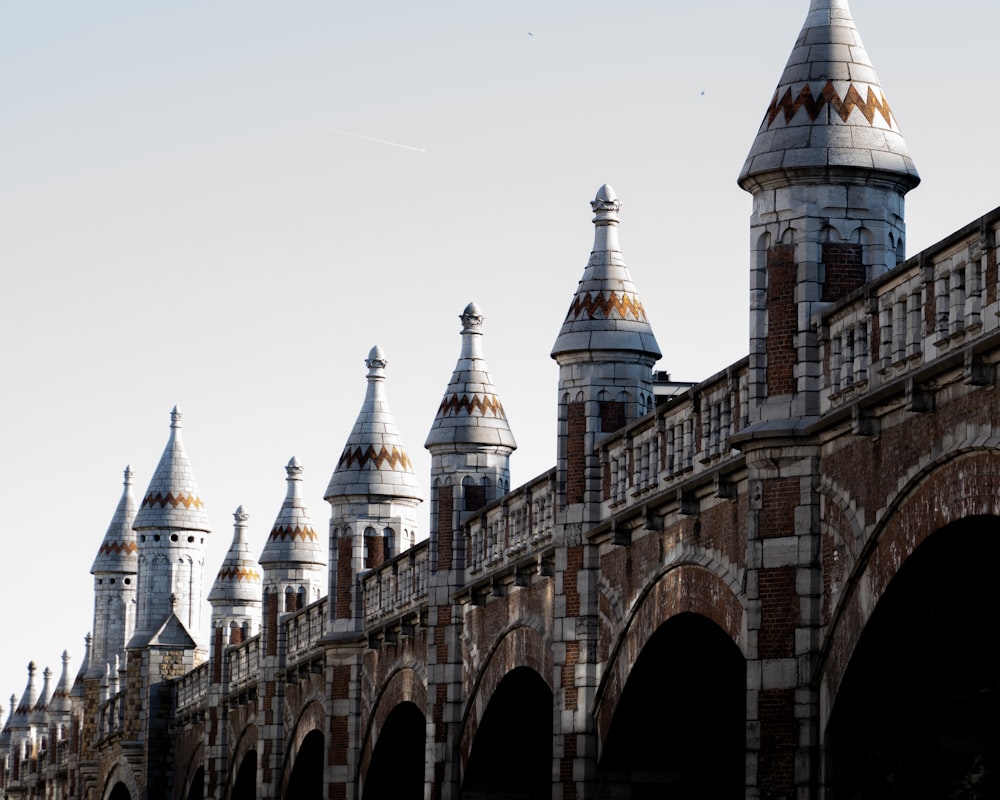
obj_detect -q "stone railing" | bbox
[284,597,328,664]
[822,212,1000,411]
[228,635,260,694]
[97,689,126,740]
[175,661,210,713]
[465,470,557,578]
[603,362,750,514]
[362,539,430,624]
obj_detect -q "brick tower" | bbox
[738,0,920,422]
[89,466,138,680]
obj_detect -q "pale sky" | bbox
[2,0,997,709]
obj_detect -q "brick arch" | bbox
[101,758,141,800]
[358,666,427,785]
[459,624,554,772]
[594,562,745,753]
[227,722,257,793]
[173,742,204,800]
[818,478,866,628]
[820,449,1000,720]
[280,698,326,798]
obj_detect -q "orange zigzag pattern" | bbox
[337,445,412,472]
[566,291,647,322]
[141,491,204,510]
[269,524,319,542]
[437,393,506,418]
[98,541,138,556]
[766,82,894,128]
[216,566,261,582]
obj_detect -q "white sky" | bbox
[2,0,997,710]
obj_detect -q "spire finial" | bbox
[366,345,387,373]
[234,505,250,524]
[460,302,484,333]
[286,456,304,479]
[591,184,620,225]
[124,465,134,486]
[170,405,183,429]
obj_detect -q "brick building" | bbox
[3,1,1000,797]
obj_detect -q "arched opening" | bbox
[462,666,552,800]
[363,701,425,800]
[185,766,204,800]
[285,729,324,799]
[598,612,746,798]
[827,516,1000,798]
[108,783,132,800]
[232,750,257,800]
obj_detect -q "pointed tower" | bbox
[425,302,516,569]
[325,346,422,628]
[208,507,263,645]
[130,406,212,648]
[260,458,326,615]
[9,662,37,761]
[551,185,661,521]
[738,0,919,422]
[89,466,138,678]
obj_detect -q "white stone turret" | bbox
[130,406,212,650]
[738,0,920,423]
[90,466,138,678]
[208,507,263,644]
[325,347,422,628]
[551,185,660,520]
[425,302,516,568]
[260,458,326,614]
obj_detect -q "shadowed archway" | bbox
[598,611,746,798]
[362,701,425,800]
[232,750,257,800]
[285,730,324,800]
[462,667,552,800]
[827,516,1000,798]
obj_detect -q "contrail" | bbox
[313,126,426,153]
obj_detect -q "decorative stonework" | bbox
[565,291,648,323]
[766,82,894,128]
[336,444,413,472]
[436,393,506,418]
[268,524,319,542]
[214,566,261,583]
[140,491,205,511]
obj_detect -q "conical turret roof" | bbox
[739,0,919,191]
[551,185,661,360]
[10,662,37,732]
[208,507,262,604]
[29,667,51,727]
[260,458,325,567]
[48,652,73,716]
[133,406,211,532]
[92,466,139,574]
[425,303,517,452]
[0,695,13,748]
[325,347,423,502]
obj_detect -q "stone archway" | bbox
[362,701,425,800]
[598,611,745,797]
[826,516,1000,798]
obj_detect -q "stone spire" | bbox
[739,0,919,192]
[48,652,73,717]
[71,633,92,700]
[132,406,211,532]
[29,667,52,731]
[551,184,661,361]
[325,347,423,503]
[10,663,37,734]
[0,695,12,751]
[737,0,921,423]
[92,466,139,573]
[326,347,422,628]
[260,458,326,610]
[131,407,212,649]
[425,302,517,453]
[208,507,263,606]
[551,186,660,515]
